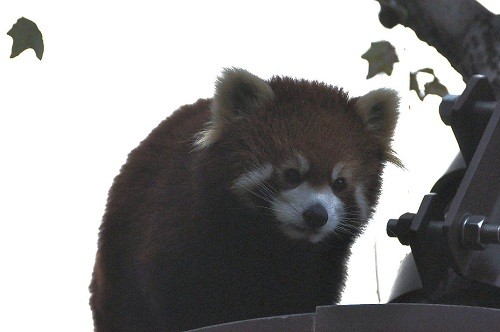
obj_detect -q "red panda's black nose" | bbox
[303,203,328,229]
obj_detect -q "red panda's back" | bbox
[90,98,212,331]
[102,98,211,224]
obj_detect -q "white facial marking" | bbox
[355,184,369,222]
[331,163,344,181]
[282,151,309,174]
[295,152,310,174]
[331,162,352,182]
[232,163,273,195]
[272,182,344,243]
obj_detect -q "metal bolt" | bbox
[461,215,500,250]
[387,212,415,245]
[481,223,500,244]
[439,94,458,126]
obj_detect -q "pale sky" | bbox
[0,1,496,330]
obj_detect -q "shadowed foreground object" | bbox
[192,304,500,331]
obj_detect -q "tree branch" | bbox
[377,0,500,98]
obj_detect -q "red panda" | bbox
[90,68,400,331]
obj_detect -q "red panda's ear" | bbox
[195,68,274,148]
[355,89,403,167]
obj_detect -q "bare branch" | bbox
[377,0,500,97]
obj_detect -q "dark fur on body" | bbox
[90,72,398,331]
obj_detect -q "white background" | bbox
[0,0,498,330]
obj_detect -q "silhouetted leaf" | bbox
[362,41,399,79]
[410,68,449,100]
[409,71,422,100]
[417,68,434,75]
[424,77,449,97]
[7,17,44,60]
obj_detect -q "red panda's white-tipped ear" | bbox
[195,68,274,148]
[355,88,402,167]
[214,68,274,117]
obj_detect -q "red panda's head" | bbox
[196,68,400,243]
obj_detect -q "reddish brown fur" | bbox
[223,77,384,207]
[90,74,393,331]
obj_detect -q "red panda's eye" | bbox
[283,168,302,186]
[332,177,347,193]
